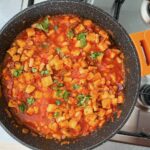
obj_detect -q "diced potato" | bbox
[106,109,112,115]
[8,100,17,108]
[17,48,23,54]
[98,42,109,51]
[39,62,45,71]
[56,116,65,123]
[99,120,105,128]
[24,61,29,71]
[29,58,34,67]
[75,40,81,48]
[84,106,93,115]
[15,62,21,69]
[70,17,80,24]
[41,76,53,87]
[12,55,20,62]
[47,29,55,36]
[24,73,33,81]
[99,30,109,40]
[64,77,72,82]
[25,85,35,93]
[71,49,80,56]
[93,72,101,80]
[99,91,109,99]
[83,19,93,27]
[117,95,124,104]
[55,60,63,70]
[16,39,26,48]
[79,68,88,74]
[97,54,104,64]
[59,120,69,128]
[87,72,94,80]
[27,107,34,115]
[46,64,53,74]
[102,99,111,109]
[26,28,35,37]
[69,119,78,129]
[98,109,106,118]
[57,34,64,42]
[61,46,69,54]
[48,122,58,132]
[33,106,39,114]
[47,104,57,112]
[63,58,72,68]
[25,49,34,57]
[93,79,101,87]
[7,47,17,57]
[75,24,85,34]
[86,33,99,43]
[20,54,28,62]
[34,90,43,99]
[83,43,91,52]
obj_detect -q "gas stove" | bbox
[1,0,150,148]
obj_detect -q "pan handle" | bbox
[130,30,150,76]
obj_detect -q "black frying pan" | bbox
[0,1,140,150]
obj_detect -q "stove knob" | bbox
[139,84,150,106]
[141,0,150,24]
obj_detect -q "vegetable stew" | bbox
[1,14,125,140]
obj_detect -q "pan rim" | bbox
[0,1,141,150]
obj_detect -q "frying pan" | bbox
[0,1,149,150]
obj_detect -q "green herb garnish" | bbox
[27,97,35,105]
[67,30,74,39]
[77,94,91,106]
[90,52,103,59]
[55,47,61,54]
[40,70,49,75]
[41,42,49,48]
[77,32,87,48]
[55,100,62,106]
[73,84,80,90]
[54,25,58,31]
[57,83,64,87]
[18,103,26,113]
[63,90,70,101]
[13,67,23,77]
[56,89,63,97]
[54,112,60,118]
[35,17,50,32]
[31,68,37,73]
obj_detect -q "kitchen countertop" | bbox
[0,0,150,150]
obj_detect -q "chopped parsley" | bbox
[57,83,64,87]
[77,32,87,48]
[73,84,80,90]
[67,30,74,39]
[77,94,91,106]
[63,90,70,101]
[54,25,58,31]
[40,70,49,75]
[55,100,62,106]
[56,89,63,97]
[54,112,60,118]
[55,47,61,54]
[35,17,50,32]
[90,52,103,59]
[13,67,23,77]
[27,97,35,105]
[31,68,37,73]
[18,103,26,113]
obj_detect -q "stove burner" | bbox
[139,84,150,107]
